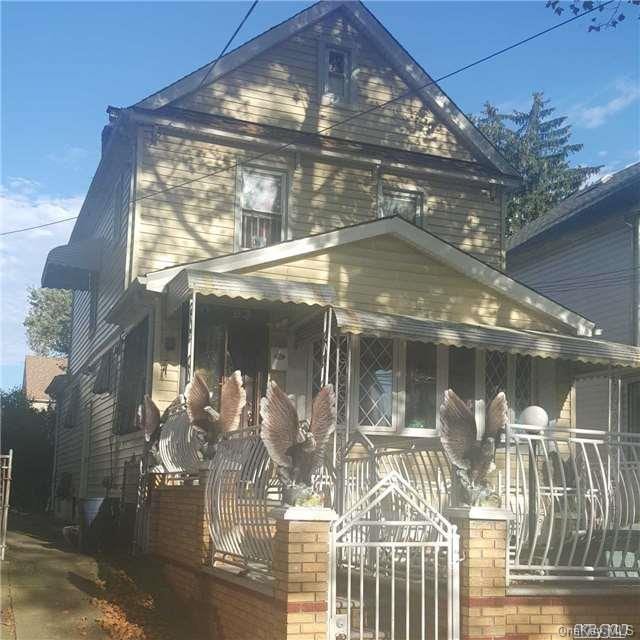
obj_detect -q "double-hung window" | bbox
[380,189,424,227]
[240,168,286,250]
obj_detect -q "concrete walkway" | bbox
[1,514,109,640]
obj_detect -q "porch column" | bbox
[271,507,337,640]
[447,507,513,640]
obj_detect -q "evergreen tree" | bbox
[23,287,72,356]
[473,92,600,234]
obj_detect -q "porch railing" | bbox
[204,428,334,574]
[505,424,640,583]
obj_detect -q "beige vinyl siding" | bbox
[53,379,86,508]
[239,235,565,332]
[133,130,503,277]
[68,151,132,375]
[174,11,475,161]
[62,140,144,502]
[380,173,502,266]
[508,215,633,344]
[575,376,610,430]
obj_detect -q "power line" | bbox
[2,0,611,236]
[1,1,260,239]
[163,0,259,129]
[0,216,77,236]
[133,0,612,204]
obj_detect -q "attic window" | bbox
[323,47,351,102]
[380,189,424,227]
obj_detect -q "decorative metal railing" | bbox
[204,429,280,571]
[338,434,452,518]
[204,428,334,572]
[505,424,640,583]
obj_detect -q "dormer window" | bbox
[322,47,351,103]
[240,167,286,250]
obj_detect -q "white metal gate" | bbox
[329,472,459,640]
[1,450,13,561]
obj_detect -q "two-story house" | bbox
[42,0,639,526]
[508,162,640,434]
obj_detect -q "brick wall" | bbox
[451,507,640,640]
[148,478,332,640]
[504,594,640,640]
[451,513,509,639]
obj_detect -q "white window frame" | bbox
[235,165,288,252]
[319,42,353,105]
[347,338,535,438]
[378,187,424,227]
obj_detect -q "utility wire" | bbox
[132,0,612,204]
[0,216,78,236]
[1,1,259,239]
[1,0,611,237]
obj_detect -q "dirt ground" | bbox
[1,513,202,640]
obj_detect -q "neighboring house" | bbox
[508,162,640,433]
[41,0,639,531]
[21,355,67,411]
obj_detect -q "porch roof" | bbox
[333,307,640,368]
[166,268,335,314]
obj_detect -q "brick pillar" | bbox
[272,506,337,640]
[447,507,513,640]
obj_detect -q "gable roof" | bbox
[132,1,518,178]
[144,216,596,337]
[508,162,640,252]
[22,356,67,404]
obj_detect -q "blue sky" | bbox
[1,1,638,389]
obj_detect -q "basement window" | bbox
[239,168,286,250]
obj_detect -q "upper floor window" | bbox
[322,47,351,103]
[380,189,424,226]
[240,167,286,250]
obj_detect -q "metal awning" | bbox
[166,268,335,314]
[333,307,640,368]
[41,238,103,290]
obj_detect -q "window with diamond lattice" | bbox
[358,338,393,428]
[514,355,532,417]
[312,336,348,426]
[485,351,507,404]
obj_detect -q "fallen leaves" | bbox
[88,565,195,640]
